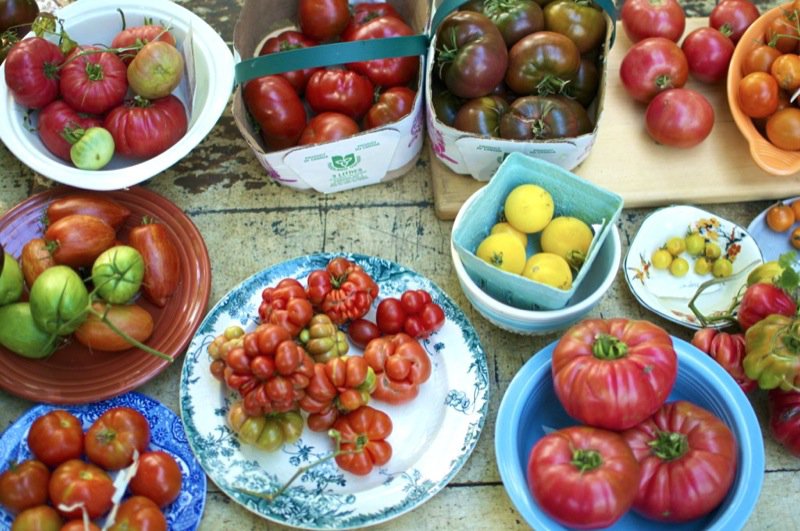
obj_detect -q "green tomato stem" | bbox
[570,448,602,473]
[648,431,688,461]
[592,334,628,360]
[688,259,761,327]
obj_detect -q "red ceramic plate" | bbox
[0,186,211,403]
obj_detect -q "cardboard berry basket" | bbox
[426,0,617,181]
[232,0,430,193]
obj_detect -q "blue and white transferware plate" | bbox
[0,392,206,530]
[624,205,763,330]
[747,197,800,263]
[180,253,489,530]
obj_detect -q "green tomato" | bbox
[684,232,705,256]
[0,302,58,359]
[712,258,734,278]
[29,265,89,335]
[0,252,24,306]
[91,245,145,304]
[70,127,115,170]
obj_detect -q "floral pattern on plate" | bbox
[0,392,206,530]
[624,205,763,329]
[179,253,489,530]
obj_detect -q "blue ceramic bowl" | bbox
[495,337,764,530]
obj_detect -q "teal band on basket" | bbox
[431,0,618,48]
[234,34,429,85]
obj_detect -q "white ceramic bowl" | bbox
[451,189,622,335]
[0,0,234,190]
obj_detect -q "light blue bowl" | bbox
[495,337,764,530]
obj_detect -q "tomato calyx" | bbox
[592,333,628,360]
[655,74,674,90]
[648,430,689,461]
[536,73,569,97]
[570,448,603,473]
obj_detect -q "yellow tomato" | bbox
[475,233,526,274]
[490,222,528,250]
[503,184,554,233]
[521,252,573,290]
[540,216,593,267]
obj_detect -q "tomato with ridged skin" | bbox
[4,37,63,109]
[769,388,800,457]
[59,46,128,115]
[37,100,102,161]
[103,95,187,159]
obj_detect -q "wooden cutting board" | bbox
[430,17,800,221]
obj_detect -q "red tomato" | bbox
[332,405,393,475]
[46,193,131,231]
[619,37,689,102]
[737,282,797,330]
[347,318,381,349]
[61,521,101,531]
[741,43,782,76]
[298,112,360,146]
[3,37,63,109]
[128,219,181,307]
[767,15,800,53]
[645,88,714,148]
[620,0,686,43]
[10,505,62,531]
[681,27,734,83]
[0,460,50,514]
[622,401,737,522]
[111,23,176,64]
[48,459,115,519]
[26,410,84,468]
[44,214,116,268]
[298,0,351,42]
[84,407,151,470]
[258,30,320,94]
[344,16,419,88]
[103,95,188,159]
[738,71,780,118]
[37,100,102,161]
[341,2,403,41]
[243,75,307,151]
[129,450,182,508]
[375,298,407,334]
[767,107,800,150]
[551,318,678,430]
[106,496,166,531]
[691,328,756,393]
[305,69,375,120]
[768,388,800,457]
[526,426,640,529]
[363,333,431,404]
[709,0,759,43]
[364,87,416,130]
[59,46,128,115]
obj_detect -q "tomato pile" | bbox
[0,406,181,529]
[765,199,800,249]
[527,318,738,528]
[619,0,759,148]
[0,193,180,359]
[3,12,188,169]
[735,2,800,151]
[207,256,445,476]
[474,183,595,291]
[243,0,419,152]
[431,0,607,140]
[649,217,738,279]
[689,254,800,457]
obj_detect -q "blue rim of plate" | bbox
[495,336,764,530]
[623,205,763,330]
[179,252,489,530]
[0,391,206,530]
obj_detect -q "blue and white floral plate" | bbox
[0,392,206,530]
[180,253,489,530]
[624,205,763,330]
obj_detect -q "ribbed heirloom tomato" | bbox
[551,318,678,430]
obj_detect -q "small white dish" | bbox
[747,197,800,263]
[624,205,763,329]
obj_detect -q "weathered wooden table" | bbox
[1,0,798,529]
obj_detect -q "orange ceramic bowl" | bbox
[727,2,800,175]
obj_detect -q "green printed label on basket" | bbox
[283,131,399,193]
